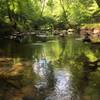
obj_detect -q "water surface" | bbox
[0,36,100,100]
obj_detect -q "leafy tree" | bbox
[0,0,100,35]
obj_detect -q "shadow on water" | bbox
[0,36,100,100]
[75,54,100,100]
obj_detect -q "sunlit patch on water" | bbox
[33,58,50,79]
[32,58,52,90]
[45,69,73,100]
[33,58,74,100]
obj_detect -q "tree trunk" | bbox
[40,0,46,16]
[59,0,68,22]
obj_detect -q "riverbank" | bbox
[80,23,100,43]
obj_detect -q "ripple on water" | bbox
[45,69,73,100]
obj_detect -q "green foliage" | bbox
[31,16,55,29]
[0,0,99,34]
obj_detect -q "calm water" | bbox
[0,36,100,100]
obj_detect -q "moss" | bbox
[81,23,100,28]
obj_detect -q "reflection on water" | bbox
[0,37,100,100]
[33,58,50,78]
[32,58,53,90]
[33,58,73,100]
[55,71,72,97]
[45,69,73,100]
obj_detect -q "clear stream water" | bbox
[0,36,100,100]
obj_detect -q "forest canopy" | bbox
[0,0,100,32]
